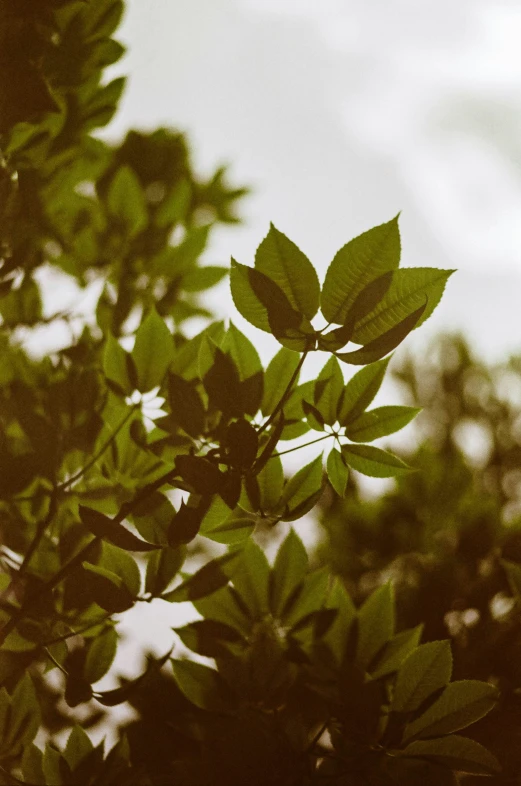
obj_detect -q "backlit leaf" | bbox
[342,444,412,478]
[345,405,420,442]
[321,216,401,324]
[255,224,320,319]
[132,309,175,392]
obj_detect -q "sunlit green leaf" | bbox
[321,216,401,325]
[342,444,412,478]
[345,405,420,442]
[255,224,320,319]
[132,309,175,391]
[326,448,349,497]
[353,268,455,344]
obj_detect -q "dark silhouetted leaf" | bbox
[79,506,159,551]
[168,373,206,437]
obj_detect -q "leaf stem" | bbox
[258,348,309,435]
[271,432,333,458]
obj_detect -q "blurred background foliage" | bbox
[317,333,521,783]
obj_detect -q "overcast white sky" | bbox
[106,0,521,361]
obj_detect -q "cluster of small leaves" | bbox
[0,1,501,784]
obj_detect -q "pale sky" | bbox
[103,0,521,361]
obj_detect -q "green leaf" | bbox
[99,541,141,597]
[222,322,262,379]
[102,334,133,395]
[4,673,40,754]
[302,400,325,431]
[400,735,501,776]
[370,625,423,679]
[64,726,94,771]
[194,585,251,637]
[314,356,344,425]
[336,301,427,365]
[167,501,206,547]
[0,689,10,746]
[84,627,118,684]
[107,165,147,235]
[345,405,420,442]
[174,619,243,658]
[255,224,320,319]
[168,373,205,437]
[42,744,64,786]
[270,530,309,618]
[392,640,453,712]
[280,454,324,520]
[199,497,255,545]
[162,550,241,602]
[132,309,175,391]
[342,444,412,478]
[230,260,311,350]
[230,259,271,333]
[202,344,243,415]
[404,680,499,741]
[232,540,271,617]
[356,583,395,669]
[326,448,349,497]
[262,347,302,417]
[256,455,284,513]
[183,266,228,292]
[145,546,185,597]
[222,324,264,414]
[393,640,453,713]
[171,659,235,712]
[338,358,390,425]
[21,743,45,786]
[79,506,160,551]
[321,217,401,324]
[353,268,455,344]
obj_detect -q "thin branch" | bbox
[43,646,69,676]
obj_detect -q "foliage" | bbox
[0,2,500,784]
[318,333,521,784]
